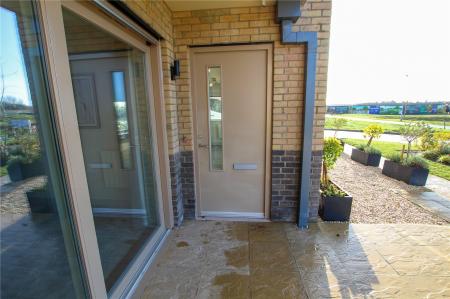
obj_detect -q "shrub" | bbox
[434,131,450,144]
[356,144,366,151]
[422,150,441,161]
[403,156,429,170]
[322,137,343,187]
[387,152,402,163]
[364,146,381,155]
[321,182,347,197]
[355,144,381,155]
[441,144,450,155]
[437,155,450,165]
[363,125,384,146]
[323,137,343,171]
[419,129,437,151]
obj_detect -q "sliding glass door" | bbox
[60,6,164,294]
[1,1,167,298]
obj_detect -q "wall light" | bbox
[170,60,180,80]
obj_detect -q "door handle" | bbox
[198,143,209,149]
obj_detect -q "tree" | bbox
[331,117,347,137]
[322,137,343,185]
[363,124,384,146]
[399,121,430,158]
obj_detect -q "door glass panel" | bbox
[62,8,161,293]
[207,66,223,170]
[0,1,87,298]
[112,71,132,169]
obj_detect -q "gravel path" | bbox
[330,155,448,225]
[0,176,46,215]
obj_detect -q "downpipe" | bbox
[277,1,318,229]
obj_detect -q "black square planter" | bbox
[7,159,45,182]
[26,190,55,213]
[319,182,353,222]
[382,160,429,186]
[351,148,381,166]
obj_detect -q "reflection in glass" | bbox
[63,8,161,293]
[207,66,223,170]
[112,71,131,169]
[0,2,86,298]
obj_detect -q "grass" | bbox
[326,114,450,133]
[343,138,450,181]
[331,114,450,127]
[325,118,405,133]
[0,166,7,177]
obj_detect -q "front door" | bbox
[192,45,271,218]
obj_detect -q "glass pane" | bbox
[0,2,87,298]
[208,66,223,170]
[62,8,161,293]
[112,71,131,169]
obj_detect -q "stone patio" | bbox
[141,221,450,298]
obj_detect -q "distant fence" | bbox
[327,103,447,115]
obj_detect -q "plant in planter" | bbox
[351,145,382,166]
[363,124,384,146]
[26,183,55,213]
[351,125,383,166]
[319,137,353,222]
[382,122,431,186]
[399,121,430,158]
[6,132,43,182]
[382,153,429,186]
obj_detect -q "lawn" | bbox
[0,166,7,177]
[326,114,450,133]
[332,114,450,127]
[325,117,405,133]
[343,138,450,181]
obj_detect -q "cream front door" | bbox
[192,45,271,218]
[70,54,142,212]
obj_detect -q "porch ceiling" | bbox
[164,0,276,12]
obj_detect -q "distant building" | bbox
[327,101,448,115]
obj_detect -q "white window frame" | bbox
[37,1,172,298]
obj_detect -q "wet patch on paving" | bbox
[141,221,450,298]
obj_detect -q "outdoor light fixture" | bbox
[170,60,180,80]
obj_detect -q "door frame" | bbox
[38,1,172,298]
[190,44,273,220]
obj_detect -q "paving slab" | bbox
[140,221,450,299]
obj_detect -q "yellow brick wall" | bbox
[115,0,331,154]
[123,0,180,155]
[170,1,331,152]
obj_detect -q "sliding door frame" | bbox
[37,1,172,298]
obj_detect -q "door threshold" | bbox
[198,217,270,222]
[198,211,269,222]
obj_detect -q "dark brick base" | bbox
[271,149,322,222]
[271,150,301,221]
[169,152,183,226]
[180,151,195,219]
[169,151,196,226]
[309,150,323,222]
[170,149,321,225]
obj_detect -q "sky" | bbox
[327,0,450,105]
[1,3,449,107]
[0,7,31,106]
